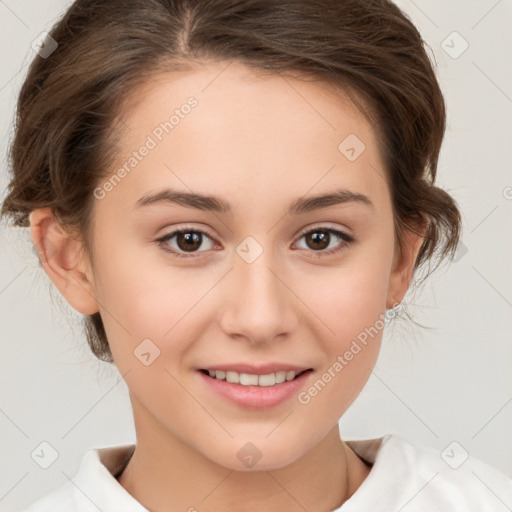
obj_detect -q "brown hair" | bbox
[1,0,461,363]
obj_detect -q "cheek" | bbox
[309,247,393,343]
[92,243,216,367]
[302,245,393,402]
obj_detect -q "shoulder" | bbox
[343,434,512,511]
[23,482,79,512]
[22,448,103,512]
[392,435,511,503]
[22,444,140,512]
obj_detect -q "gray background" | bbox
[1,1,511,510]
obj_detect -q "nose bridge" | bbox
[219,237,296,344]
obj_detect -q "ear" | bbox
[29,208,99,315]
[386,220,427,308]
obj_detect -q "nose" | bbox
[218,245,298,345]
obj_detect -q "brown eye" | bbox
[156,228,216,257]
[176,231,203,252]
[295,227,354,255]
[304,229,331,250]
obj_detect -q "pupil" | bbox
[175,230,331,253]
[178,232,201,252]
[307,230,329,250]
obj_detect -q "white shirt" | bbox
[23,434,512,511]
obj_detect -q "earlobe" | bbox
[29,208,99,315]
[386,222,427,309]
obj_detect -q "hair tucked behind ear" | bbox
[1,0,461,363]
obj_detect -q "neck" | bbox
[117,401,371,512]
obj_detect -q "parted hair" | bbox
[1,0,461,362]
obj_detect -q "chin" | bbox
[206,438,307,472]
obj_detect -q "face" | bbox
[71,61,413,470]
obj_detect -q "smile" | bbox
[199,369,311,387]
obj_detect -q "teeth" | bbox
[206,369,304,387]
[226,371,239,384]
[275,371,286,384]
[240,373,259,385]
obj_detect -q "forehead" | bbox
[103,60,388,211]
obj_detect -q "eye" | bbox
[155,225,354,259]
[294,226,354,256]
[156,227,216,258]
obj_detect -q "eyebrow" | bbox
[134,188,374,215]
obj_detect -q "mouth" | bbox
[198,368,313,388]
[197,366,314,409]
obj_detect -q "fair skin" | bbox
[30,60,424,511]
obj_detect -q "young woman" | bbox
[2,0,510,510]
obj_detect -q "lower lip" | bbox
[197,370,313,409]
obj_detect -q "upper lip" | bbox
[199,363,313,374]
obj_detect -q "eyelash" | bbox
[155,225,355,259]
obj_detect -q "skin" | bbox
[30,60,424,511]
